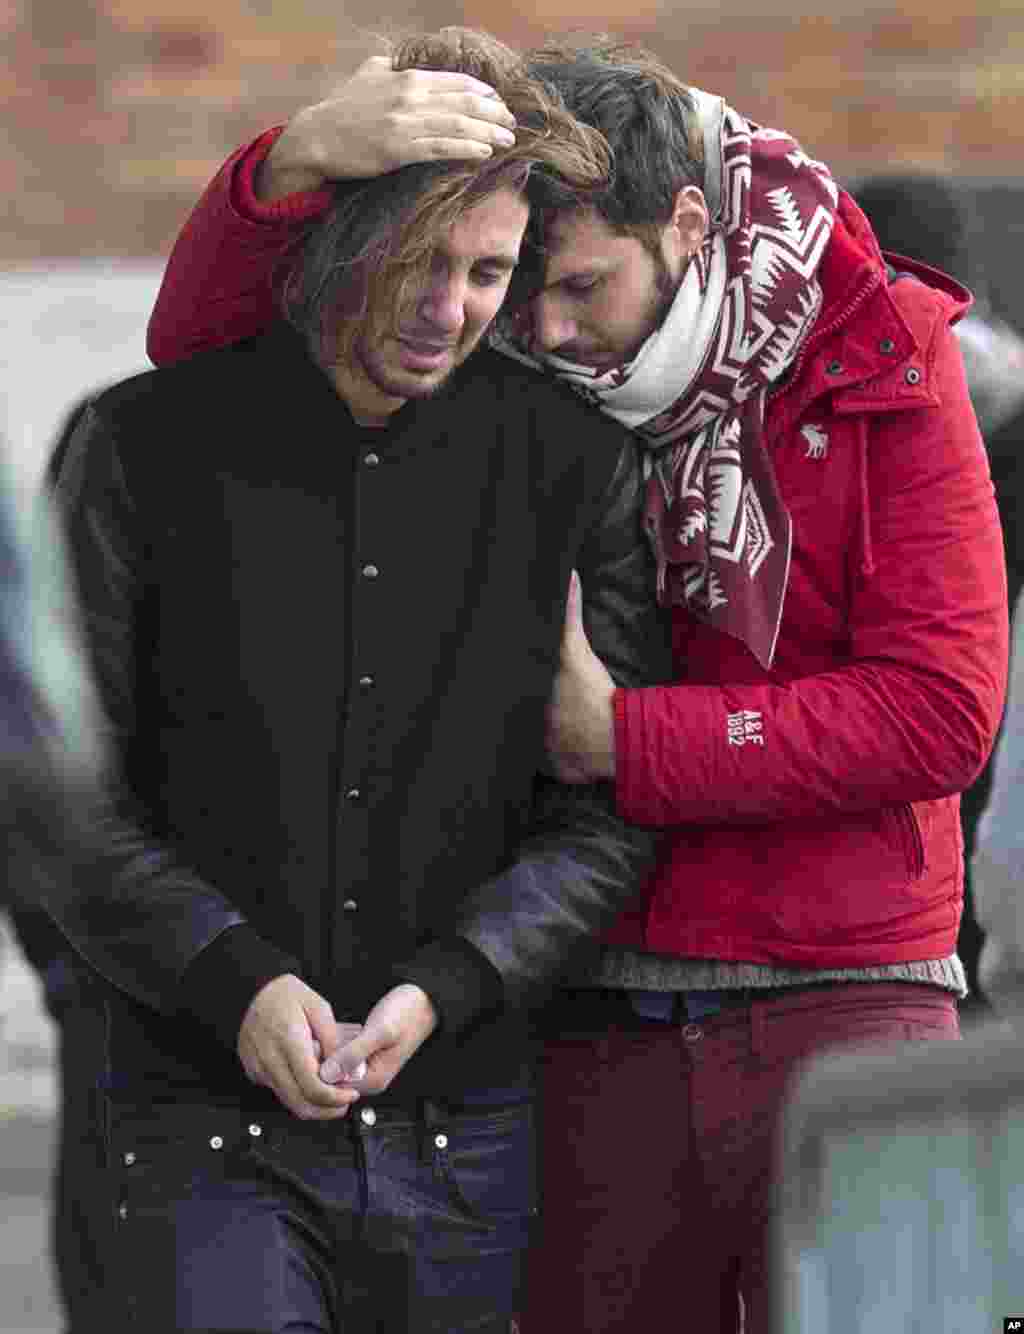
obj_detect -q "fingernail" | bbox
[321,1058,367,1085]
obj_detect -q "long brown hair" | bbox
[281,27,612,367]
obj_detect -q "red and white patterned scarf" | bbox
[493,91,838,668]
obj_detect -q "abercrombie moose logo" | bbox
[801,423,829,459]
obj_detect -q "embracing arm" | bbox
[615,322,1008,827]
[146,128,330,366]
[148,57,516,365]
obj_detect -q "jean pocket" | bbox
[108,1101,259,1212]
[431,1105,538,1227]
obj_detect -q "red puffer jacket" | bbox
[610,199,1008,966]
[147,136,1008,970]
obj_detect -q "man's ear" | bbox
[670,186,709,255]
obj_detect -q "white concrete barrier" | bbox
[775,1017,1024,1333]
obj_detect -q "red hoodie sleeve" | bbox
[614,302,1009,827]
[147,128,334,366]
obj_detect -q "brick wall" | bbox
[4,0,1024,261]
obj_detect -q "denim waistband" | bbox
[630,988,750,1023]
[106,1084,535,1139]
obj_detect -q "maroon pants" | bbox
[525,983,959,1333]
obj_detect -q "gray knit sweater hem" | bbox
[575,947,968,999]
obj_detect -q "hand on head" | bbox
[259,55,518,201]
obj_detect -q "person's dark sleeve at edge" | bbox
[46,405,671,1053]
[42,404,301,1054]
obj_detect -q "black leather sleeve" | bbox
[396,440,674,1031]
[42,403,299,1023]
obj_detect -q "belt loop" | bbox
[421,1098,452,1181]
[419,1097,449,1169]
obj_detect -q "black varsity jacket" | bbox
[47,324,673,1099]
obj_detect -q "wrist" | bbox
[178,924,302,1051]
[394,938,503,1037]
[256,110,328,202]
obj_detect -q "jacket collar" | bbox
[770,190,973,433]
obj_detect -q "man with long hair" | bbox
[40,29,672,1332]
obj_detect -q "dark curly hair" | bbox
[526,36,704,257]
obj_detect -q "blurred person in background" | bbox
[38,28,673,1333]
[972,586,1024,1015]
[0,412,98,909]
[855,172,1024,1019]
[0,420,103,1334]
[143,38,1008,1332]
[4,395,110,1332]
[0,414,103,932]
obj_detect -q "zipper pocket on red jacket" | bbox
[892,803,925,881]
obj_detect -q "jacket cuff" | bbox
[392,937,504,1038]
[615,683,683,826]
[177,923,302,1052]
[231,126,336,225]
[612,686,632,815]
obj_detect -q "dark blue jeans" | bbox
[101,1093,536,1332]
